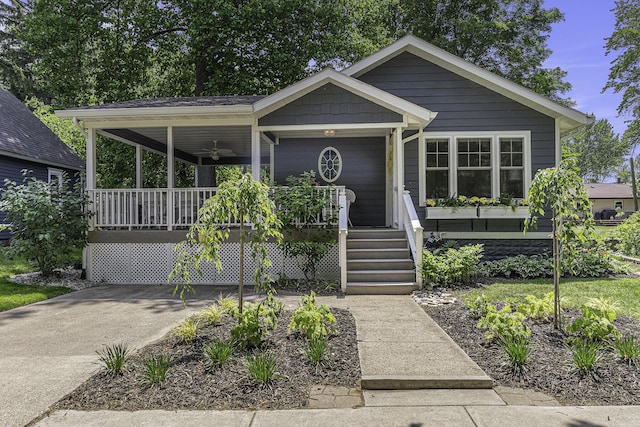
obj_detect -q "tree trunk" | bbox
[631,157,638,212]
[238,215,244,316]
[552,211,561,329]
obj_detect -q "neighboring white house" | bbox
[586,183,637,220]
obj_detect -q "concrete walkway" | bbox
[1,286,640,426]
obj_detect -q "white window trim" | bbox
[48,168,64,189]
[318,146,343,183]
[419,131,531,206]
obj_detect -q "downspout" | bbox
[72,116,88,139]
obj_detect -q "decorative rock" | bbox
[411,287,457,306]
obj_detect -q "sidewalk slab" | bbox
[364,389,505,406]
[252,406,476,427]
[331,295,493,390]
[467,405,640,427]
[35,409,255,426]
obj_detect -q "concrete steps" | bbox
[346,229,418,295]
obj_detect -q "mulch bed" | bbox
[52,308,359,411]
[424,301,640,406]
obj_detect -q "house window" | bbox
[425,138,449,198]
[48,168,64,189]
[419,131,531,206]
[457,137,492,197]
[614,200,623,211]
[318,147,342,183]
[499,137,524,198]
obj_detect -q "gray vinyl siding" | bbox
[274,137,386,226]
[259,83,402,126]
[359,52,555,233]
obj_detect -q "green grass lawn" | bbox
[0,255,71,312]
[458,276,640,318]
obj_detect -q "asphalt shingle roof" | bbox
[586,183,634,199]
[0,89,85,170]
[81,95,265,110]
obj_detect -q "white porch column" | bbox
[251,127,261,182]
[136,144,143,189]
[86,128,96,190]
[167,126,174,230]
[394,127,405,229]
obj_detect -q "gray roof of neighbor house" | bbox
[586,183,635,199]
[0,89,85,170]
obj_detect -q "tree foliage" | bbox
[563,119,629,182]
[0,0,41,100]
[399,0,572,102]
[605,0,640,146]
[170,173,282,312]
[525,159,595,329]
[0,171,91,276]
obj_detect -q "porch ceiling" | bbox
[103,124,396,163]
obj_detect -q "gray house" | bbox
[56,35,592,292]
[0,89,85,240]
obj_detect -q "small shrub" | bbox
[0,171,91,276]
[172,318,200,344]
[563,243,628,277]
[96,343,131,375]
[421,244,483,285]
[306,336,329,363]
[612,212,640,257]
[246,352,278,384]
[199,305,223,325]
[203,340,234,369]
[477,254,552,279]
[613,335,640,366]
[499,335,530,375]
[477,304,530,341]
[143,355,171,385]
[288,291,336,340]
[517,292,558,323]
[567,298,620,341]
[231,297,279,349]
[217,295,239,316]
[466,294,490,320]
[568,339,602,378]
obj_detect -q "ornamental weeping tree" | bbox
[170,173,282,313]
[524,158,595,329]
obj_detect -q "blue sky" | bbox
[543,0,626,137]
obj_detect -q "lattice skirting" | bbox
[86,242,339,285]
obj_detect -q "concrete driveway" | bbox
[0,285,217,427]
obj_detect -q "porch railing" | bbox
[88,186,344,230]
[401,190,423,289]
[338,189,348,293]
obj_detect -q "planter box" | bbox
[425,206,478,219]
[478,206,530,219]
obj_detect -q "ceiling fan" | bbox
[197,140,236,161]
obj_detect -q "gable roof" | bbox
[253,68,437,127]
[343,35,593,134]
[586,183,635,199]
[0,89,84,170]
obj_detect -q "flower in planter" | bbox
[426,199,437,207]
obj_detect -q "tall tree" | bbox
[563,119,630,183]
[605,0,640,148]
[399,0,572,102]
[169,0,357,95]
[0,0,41,100]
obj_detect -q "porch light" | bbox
[324,129,335,137]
